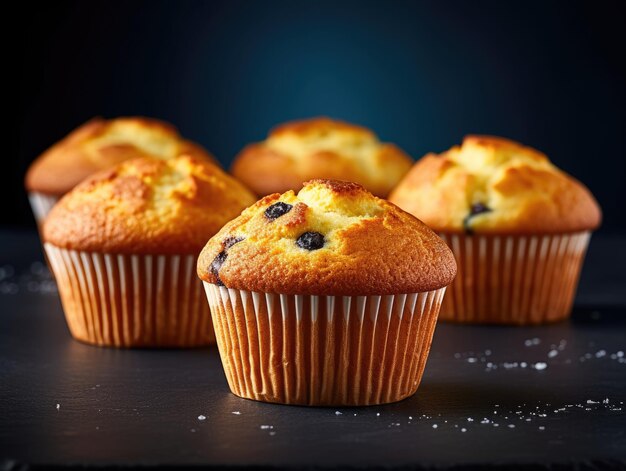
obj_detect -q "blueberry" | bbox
[210,251,228,286]
[209,237,244,286]
[469,202,491,216]
[265,202,293,220]
[463,202,492,234]
[296,232,325,251]
[222,236,243,249]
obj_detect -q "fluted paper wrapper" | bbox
[45,244,215,347]
[438,232,591,325]
[28,192,59,225]
[203,284,446,406]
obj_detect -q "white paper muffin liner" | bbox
[438,232,591,324]
[203,283,446,406]
[28,192,59,225]
[45,244,215,347]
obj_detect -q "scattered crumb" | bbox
[524,338,541,347]
[0,263,57,295]
[461,428,467,432]
[56,403,60,411]
[335,411,342,416]
[539,426,545,431]
[197,415,206,421]
[231,411,241,415]
[534,362,548,371]
[432,424,438,429]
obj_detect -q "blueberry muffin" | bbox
[231,117,413,198]
[197,179,456,405]
[25,116,217,223]
[389,135,601,324]
[43,155,256,347]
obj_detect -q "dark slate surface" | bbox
[1,230,625,470]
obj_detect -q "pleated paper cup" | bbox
[438,231,591,325]
[203,283,446,406]
[28,192,59,225]
[45,243,215,347]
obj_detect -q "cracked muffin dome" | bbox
[197,179,456,296]
[26,116,217,197]
[389,135,601,234]
[231,117,413,198]
[44,155,256,255]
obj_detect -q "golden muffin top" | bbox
[231,117,413,198]
[26,116,217,196]
[44,156,256,255]
[389,136,601,234]
[197,179,456,296]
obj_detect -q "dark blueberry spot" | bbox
[210,251,228,286]
[463,202,492,234]
[210,237,244,286]
[223,236,244,249]
[265,202,293,220]
[469,202,491,216]
[296,231,325,251]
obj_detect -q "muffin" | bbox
[43,155,256,347]
[231,117,413,198]
[25,116,217,223]
[389,135,601,325]
[197,179,456,406]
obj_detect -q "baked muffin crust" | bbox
[389,136,601,234]
[231,117,413,197]
[197,179,456,295]
[26,117,217,196]
[44,156,256,254]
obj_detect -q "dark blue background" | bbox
[15,0,626,232]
